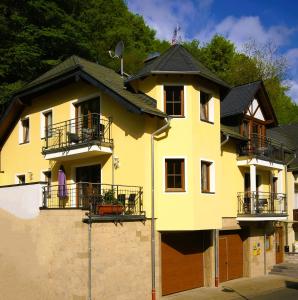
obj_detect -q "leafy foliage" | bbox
[0,1,297,124]
[183,36,298,124]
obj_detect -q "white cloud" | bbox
[285,48,298,78]
[127,0,213,41]
[284,80,298,103]
[197,16,294,49]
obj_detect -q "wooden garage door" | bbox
[161,231,209,296]
[219,231,243,283]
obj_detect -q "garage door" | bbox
[219,231,243,283]
[161,231,209,296]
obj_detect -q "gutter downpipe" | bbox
[221,133,230,147]
[214,133,230,287]
[284,152,297,252]
[151,117,171,300]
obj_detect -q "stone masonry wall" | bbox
[0,209,151,300]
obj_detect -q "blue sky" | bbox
[127,0,298,102]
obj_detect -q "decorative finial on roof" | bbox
[171,24,182,45]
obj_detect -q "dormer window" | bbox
[164,86,184,117]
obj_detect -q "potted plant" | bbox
[97,189,124,215]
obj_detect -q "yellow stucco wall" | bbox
[138,75,223,230]
[0,81,156,216]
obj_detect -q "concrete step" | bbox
[269,271,298,278]
[272,263,298,270]
[269,262,298,278]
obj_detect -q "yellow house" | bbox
[0,45,297,299]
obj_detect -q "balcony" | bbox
[237,192,287,221]
[42,113,113,160]
[41,183,145,222]
[239,133,285,163]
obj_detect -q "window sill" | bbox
[201,191,215,194]
[165,188,186,193]
[200,119,214,125]
[19,141,29,145]
[168,115,185,118]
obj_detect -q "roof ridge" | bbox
[232,80,262,88]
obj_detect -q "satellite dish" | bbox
[115,41,124,58]
[108,41,125,77]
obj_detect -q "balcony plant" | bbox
[97,189,124,215]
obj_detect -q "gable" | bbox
[246,98,265,121]
[221,81,277,127]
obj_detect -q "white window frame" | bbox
[200,158,215,194]
[19,116,30,144]
[162,84,187,118]
[40,109,53,139]
[163,156,188,194]
[199,90,214,124]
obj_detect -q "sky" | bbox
[127,0,298,103]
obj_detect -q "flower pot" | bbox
[97,204,124,216]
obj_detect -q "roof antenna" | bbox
[171,24,182,45]
[108,41,124,77]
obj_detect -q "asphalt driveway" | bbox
[163,275,298,300]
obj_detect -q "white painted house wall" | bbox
[0,183,45,219]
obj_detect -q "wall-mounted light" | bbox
[27,171,33,181]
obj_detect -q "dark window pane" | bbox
[166,159,184,190]
[166,103,174,115]
[165,86,183,116]
[167,160,174,174]
[174,160,181,174]
[175,175,182,188]
[167,175,175,188]
[174,103,181,115]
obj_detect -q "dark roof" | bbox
[125,44,229,88]
[220,124,247,141]
[221,80,278,126]
[16,55,166,118]
[221,125,248,141]
[267,124,298,170]
[221,81,262,118]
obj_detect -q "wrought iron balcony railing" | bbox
[237,192,287,216]
[42,113,112,154]
[239,133,285,162]
[41,182,144,217]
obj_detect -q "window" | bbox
[242,120,249,137]
[201,161,211,192]
[43,171,52,198]
[164,86,184,117]
[165,159,185,192]
[17,174,25,184]
[200,91,210,122]
[21,118,29,143]
[201,160,215,193]
[44,111,52,138]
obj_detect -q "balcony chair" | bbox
[243,197,251,214]
[126,193,136,214]
[117,194,126,206]
[256,198,268,213]
[67,132,80,144]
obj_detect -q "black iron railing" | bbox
[237,192,287,216]
[42,113,112,154]
[42,182,144,216]
[239,133,285,162]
